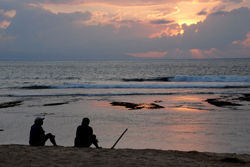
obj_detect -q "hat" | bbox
[35,117,44,122]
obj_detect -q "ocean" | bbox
[1,59,250,153]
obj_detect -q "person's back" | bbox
[74,117,101,148]
[29,123,45,145]
[75,125,93,147]
[29,117,57,146]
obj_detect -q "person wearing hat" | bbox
[74,117,101,148]
[29,117,57,146]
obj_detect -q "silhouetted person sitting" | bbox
[74,117,101,148]
[29,117,57,146]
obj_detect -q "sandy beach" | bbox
[1,61,250,166]
[0,144,250,167]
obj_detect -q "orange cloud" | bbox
[4,10,16,18]
[41,0,193,6]
[149,25,183,38]
[241,32,250,48]
[232,32,250,48]
[189,49,204,58]
[204,48,218,58]
[147,7,180,19]
[0,20,11,29]
[127,51,168,57]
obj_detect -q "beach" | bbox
[1,93,250,153]
[1,60,250,160]
[1,144,250,167]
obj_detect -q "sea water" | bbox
[0,59,250,153]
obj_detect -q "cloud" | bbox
[223,0,243,3]
[196,8,207,16]
[112,19,143,25]
[30,0,193,6]
[6,5,92,37]
[0,1,24,11]
[1,2,250,59]
[0,0,193,8]
[0,11,8,22]
[150,19,175,24]
[150,7,179,18]
[179,7,250,51]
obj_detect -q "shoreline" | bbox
[0,144,250,166]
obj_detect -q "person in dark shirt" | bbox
[29,117,57,146]
[74,117,101,148]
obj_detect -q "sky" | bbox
[0,0,250,60]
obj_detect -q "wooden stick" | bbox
[111,128,128,149]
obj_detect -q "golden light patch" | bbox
[178,19,198,26]
[173,107,201,112]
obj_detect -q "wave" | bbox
[21,85,52,89]
[1,92,211,97]
[19,82,250,90]
[3,90,248,98]
[169,75,250,82]
[122,77,171,82]
[122,75,250,82]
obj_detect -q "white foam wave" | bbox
[52,82,248,89]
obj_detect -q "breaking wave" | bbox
[19,83,250,90]
[122,75,250,82]
[169,75,250,82]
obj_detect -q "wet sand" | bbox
[0,145,250,167]
[1,94,250,153]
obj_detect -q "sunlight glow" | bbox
[173,107,202,112]
[190,49,204,59]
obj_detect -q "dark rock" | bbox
[221,158,246,164]
[43,102,69,106]
[0,101,22,108]
[205,99,242,107]
[110,102,164,110]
